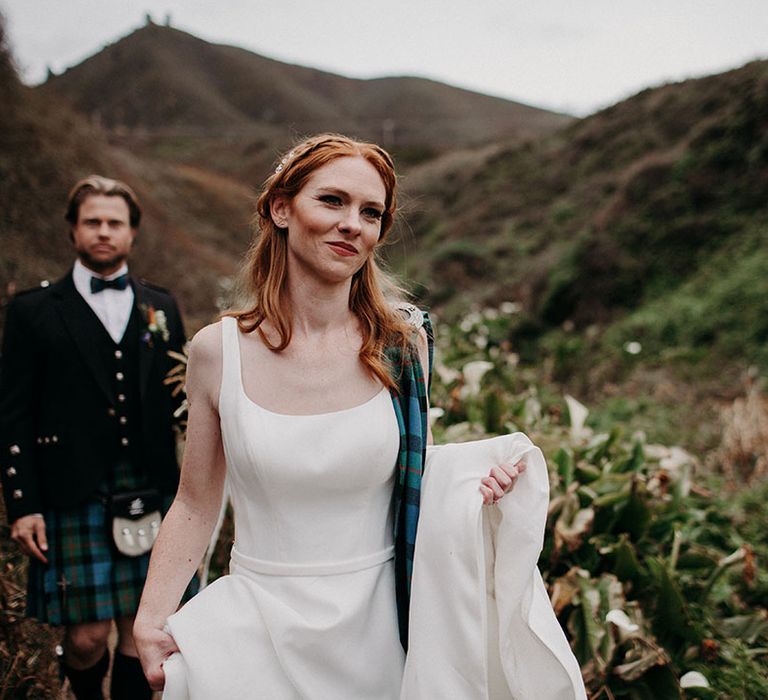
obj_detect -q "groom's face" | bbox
[71,194,136,275]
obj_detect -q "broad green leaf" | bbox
[614,440,645,473]
[647,557,695,648]
[575,462,602,483]
[614,487,652,540]
[586,426,622,463]
[570,572,609,669]
[613,535,645,583]
[554,447,575,487]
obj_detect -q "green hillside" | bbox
[2,16,767,698]
[396,60,768,385]
[39,22,571,152]
[3,20,766,437]
[0,48,243,330]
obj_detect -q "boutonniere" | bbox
[139,303,170,346]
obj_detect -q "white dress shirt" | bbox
[72,259,135,343]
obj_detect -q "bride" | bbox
[133,133,528,697]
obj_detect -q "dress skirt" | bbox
[163,545,403,700]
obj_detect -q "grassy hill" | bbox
[3,19,767,447]
[39,21,571,153]
[2,16,767,697]
[0,36,244,330]
[396,60,768,391]
[7,21,572,331]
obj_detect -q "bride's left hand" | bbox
[479,459,526,505]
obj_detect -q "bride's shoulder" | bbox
[184,321,225,400]
[188,321,223,366]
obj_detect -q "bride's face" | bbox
[271,156,387,285]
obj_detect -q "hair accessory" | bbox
[275,150,296,174]
[393,302,424,330]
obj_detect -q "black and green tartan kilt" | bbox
[26,495,199,625]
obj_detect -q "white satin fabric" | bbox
[161,317,584,698]
[402,434,587,699]
[161,317,404,699]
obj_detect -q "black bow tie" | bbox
[90,274,129,294]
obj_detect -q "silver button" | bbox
[6,467,17,477]
[108,408,116,417]
[37,437,43,444]
[52,435,58,443]
[12,489,22,499]
[116,372,124,381]
[117,394,126,403]
[40,280,50,288]
[115,350,123,359]
[121,437,129,446]
[9,445,20,455]
[44,437,50,444]
[119,416,128,425]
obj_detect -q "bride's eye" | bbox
[362,207,383,221]
[319,194,342,206]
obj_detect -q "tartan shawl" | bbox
[387,309,433,650]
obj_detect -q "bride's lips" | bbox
[326,241,358,257]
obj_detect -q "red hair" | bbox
[230,133,411,389]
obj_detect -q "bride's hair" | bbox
[230,133,412,389]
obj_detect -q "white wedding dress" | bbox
[162,316,404,699]
[163,317,587,699]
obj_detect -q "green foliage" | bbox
[609,226,768,371]
[432,305,768,697]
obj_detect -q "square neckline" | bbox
[225,316,388,418]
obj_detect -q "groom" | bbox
[0,175,193,699]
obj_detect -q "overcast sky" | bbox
[2,1,767,116]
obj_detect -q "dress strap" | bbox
[218,316,242,411]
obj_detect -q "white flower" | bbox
[461,360,494,397]
[460,311,482,332]
[500,301,521,314]
[659,446,695,473]
[623,341,642,355]
[482,307,499,320]
[524,396,542,425]
[472,334,488,349]
[154,309,170,342]
[565,395,590,441]
[606,609,640,634]
[646,445,694,498]
[429,407,445,423]
[435,363,460,385]
[680,671,710,689]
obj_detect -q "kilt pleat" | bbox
[27,496,197,625]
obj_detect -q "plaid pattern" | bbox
[388,311,434,649]
[26,462,198,625]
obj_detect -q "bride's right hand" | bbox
[134,622,180,691]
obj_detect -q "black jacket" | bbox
[0,271,185,523]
